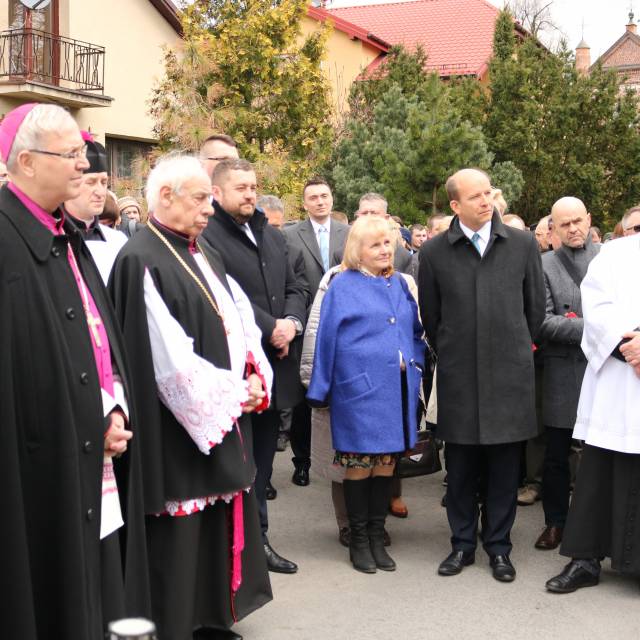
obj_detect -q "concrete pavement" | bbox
[238,453,640,640]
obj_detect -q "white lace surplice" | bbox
[144,263,273,516]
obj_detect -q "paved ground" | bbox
[237,451,640,640]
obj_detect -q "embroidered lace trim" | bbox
[157,363,249,455]
[159,486,252,517]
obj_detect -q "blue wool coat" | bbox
[307,270,425,454]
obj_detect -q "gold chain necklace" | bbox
[147,220,230,335]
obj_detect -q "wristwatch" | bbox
[286,316,304,336]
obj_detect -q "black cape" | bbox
[0,186,149,640]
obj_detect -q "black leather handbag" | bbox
[396,428,442,478]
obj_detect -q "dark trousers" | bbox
[542,426,574,527]
[251,409,280,541]
[445,441,522,556]
[290,401,311,469]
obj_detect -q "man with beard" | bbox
[202,159,308,574]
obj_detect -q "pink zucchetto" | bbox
[0,103,39,163]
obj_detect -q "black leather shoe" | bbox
[292,466,310,486]
[438,550,475,576]
[265,481,277,501]
[490,555,516,582]
[264,543,298,574]
[276,433,289,452]
[546,561,599,593]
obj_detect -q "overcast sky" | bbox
[328,0,636,60]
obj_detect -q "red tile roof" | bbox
[327,0,510,78]
[307,5,391,53]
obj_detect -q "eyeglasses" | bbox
[625,224,640,234]
[29,143,88,160]
[202,156,235,162]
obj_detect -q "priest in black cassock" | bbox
[65,133,127,284]
[0,104,149,638]
[109,154,273,640]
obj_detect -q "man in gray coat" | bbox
[283,178,349,486]
[534,197,600,551]
[419,168,545,582]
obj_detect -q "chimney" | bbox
[627,11,637,33]
[576,39,591,76]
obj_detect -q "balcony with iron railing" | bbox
[0,28,112,107]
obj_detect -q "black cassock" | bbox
[109,223,272,639]
[0,186,149,639]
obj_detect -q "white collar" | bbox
[459,219,492,243]
[310,217,331,235]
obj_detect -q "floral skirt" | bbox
[333,451,401,469]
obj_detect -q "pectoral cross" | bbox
[86,311,103,348]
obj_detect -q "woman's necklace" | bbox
[147,220,230,335]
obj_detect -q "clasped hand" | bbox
[619,331,640,378]
[242,373,267,413]
[104,412,133,457]
[270,318,296,358]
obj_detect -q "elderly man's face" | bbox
[450,171,493,231]
[66,171,109,222]
[535,219,551,251]
[27,125,89,204]
[356,199,388,218]
[551,204,590,249]
[623,209,640,236]
[263,207,284,229]
[200,140,239,181]
[160,176,213,239]
[212,169,257,224]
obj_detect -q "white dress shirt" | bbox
[310,217,331,243]
[459,219,492,257]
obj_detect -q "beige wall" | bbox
[300,15,382,120]
[71,0,180,143]
[0,0,180,144]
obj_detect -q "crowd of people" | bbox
[1,101,639,640]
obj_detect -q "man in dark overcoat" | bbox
[283,177,349,486]
[419,168,545,582]
[534,197,599,550]
[202,159,308,574]
[0,104,148,638]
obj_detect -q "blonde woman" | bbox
[307,216,425,573]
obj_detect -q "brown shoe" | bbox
[389,496,408,518]
[535,525,563,550]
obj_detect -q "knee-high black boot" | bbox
[343,478,376,573]
[369,475,396,571]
